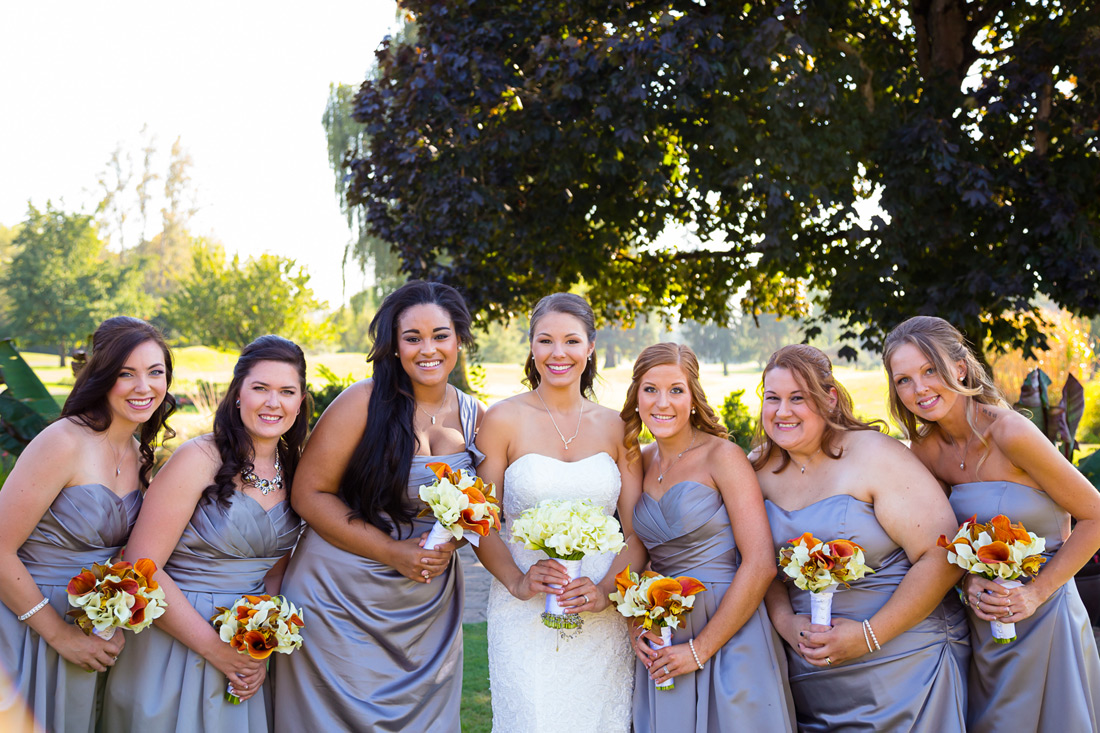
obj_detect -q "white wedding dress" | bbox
[486,452,634,733]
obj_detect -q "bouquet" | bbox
[609,565,706,690]
[509,498,626,629]
[210,594,305,703]
[66,558,167,640]
[418,462,501,550]
[938,514,1046,644]
[778,532,874,626]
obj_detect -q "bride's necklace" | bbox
[416,385,449,425]
[789,448,823,474]
[534,387,585,450]
[655,430,696,484]
[242,455,283,496]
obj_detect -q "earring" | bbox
[635,407,639,413]
[394,352,398,357]
[235,399,240,408]
[691,408,696,414]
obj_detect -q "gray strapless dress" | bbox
[100,492,300,732]
[765,494,970,732]
[0,483,141,733]
[950,481,1100,732]
[632,481,795,733]
[273,389,481,733]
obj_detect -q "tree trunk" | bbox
[448,349,472,393]
[57,342,66,367]
[722,361,729,377]
[603,345,618,369]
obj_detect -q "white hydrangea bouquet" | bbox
[509,498,626,629]
[609,565,706,690]
[418,462,501,550]
[778,532,874,626]
[210,594,305,703]
[66,557,167,640]
[938,514,1046,644]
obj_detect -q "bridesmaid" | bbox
[0,316,175,733]
[756,344,969,732]
[100,335,308,731]
[624,343,795,732]
[884,315,1100,732]
[274,281,481,732]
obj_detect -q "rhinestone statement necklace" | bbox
[242,455,283,495]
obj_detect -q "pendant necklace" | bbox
[955,433,974,470]
[109,440,127,476]
[789,448,823,474]
[417,385,450,426]
[656,430,697,484]
[242,455,283,496]
[534,387,585,450]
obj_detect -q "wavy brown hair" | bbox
[522,293,597,398]
[750,344,884,473]
[61,316,176,489]
[883,316,1008,472]
[620,343,727,464]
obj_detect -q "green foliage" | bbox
[1081,381,1100,445]
[720,389,757,451]
[309,365,355,426]
[0,339,60,461]
[1079,449,1100,491]
[474,318,529,364]
[349,1,1100,360]
[460,622,491,733]
[1015,368,1085,460]
[1,202,151,364]
[164,243,337,351]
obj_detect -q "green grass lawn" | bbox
[461,623,491,733]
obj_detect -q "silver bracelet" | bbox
[861,620,874,653]
[18,597,49,622]
[864,619,881,651]
[688,638,703,670]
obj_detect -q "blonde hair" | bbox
[750,344,884,472]
[883,316,1009,471]
[620,343,727,464]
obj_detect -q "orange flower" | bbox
[129,594,150,625]
[426,462,452,480]
[241,630,277,660]
[676,577,707,597]
[1020,554,1046,576]
[989,515,1033,544]
[614,566,636,597]
[67,569,97,596]
[788,532,821,547]
[828,539,861,558]
[647,578,684,609]
[976,541,1012,565]
[134,558,160,590]
[242,594,270,605]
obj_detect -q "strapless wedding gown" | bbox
[486,452,633,733]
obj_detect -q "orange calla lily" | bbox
[828,539,860,558]
[788,532,821,547]
[289,613,305,627]
[989,514,1033,544]
[67,569,97,596]
[129,594,149,625]
[614,566,636,596]
[676,576,707,597]
[426,462,452,480]
[976,541,1012,565]
[647,578,683,609]
[243,594,270,605]
[242,630,277,660]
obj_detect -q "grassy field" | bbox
[461,623,492,733]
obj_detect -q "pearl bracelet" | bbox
[688,638,704,670]
[863,619,881,651]
[861,621,874,654]
[18,597,49,622]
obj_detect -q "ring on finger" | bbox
[826,656,832,665]
[583,594,589,604]
[663,664,669,674]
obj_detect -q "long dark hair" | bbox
[340,281,474,536]
[61,316,177,489]
[204,335,313,507]
[522,292,598,398]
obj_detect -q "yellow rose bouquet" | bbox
[418,462,501,550]
[66,557,167,640]
[938,514,1046,644]
[210,594,305,703]
[778,532,874,626]
[509,498,626,629]
[609,565,706,690]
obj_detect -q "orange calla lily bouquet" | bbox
[510,498,627,630]
[66,558,167,640]
[609,565,706,690]
[938,514,1047,644]
[778,533,874,625]
[211,594,305,703]
[418,462,501,550]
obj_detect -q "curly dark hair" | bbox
[60,316,177,489]
[203,335,313,508]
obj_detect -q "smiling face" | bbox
[637,363,694,441]
[530,311,594,389]
[237,360,305,442]
[106,340,168,426]
[761,367,833,453]
[887,341,965,424]
[396,303,459,389]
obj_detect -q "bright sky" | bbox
[0,1,401,307]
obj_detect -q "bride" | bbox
[474,293,643,732]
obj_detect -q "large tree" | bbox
[349,0,1099,359]
[0,203,150,364]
